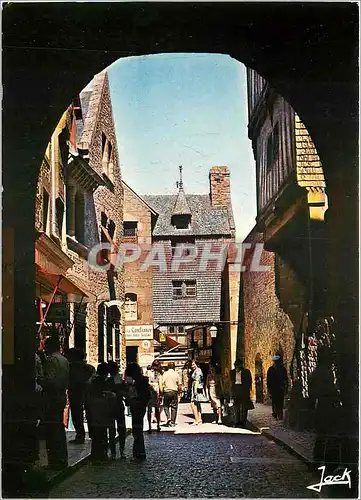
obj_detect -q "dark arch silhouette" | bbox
[2,3,358,491]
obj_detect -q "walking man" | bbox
[68,348,95,444]
[108,361,127,458]
[160,362,182,427]
[230,359,252,427]
[267,354,289,419]
[39,336,69,469]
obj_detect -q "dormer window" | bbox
[171,214,191,230]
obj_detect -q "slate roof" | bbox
[142,194,232,237]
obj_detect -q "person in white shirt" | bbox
[159,362,181,427]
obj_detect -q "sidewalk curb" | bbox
[45,429,132,492]
[247,420,314,469]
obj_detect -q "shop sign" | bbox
[138,353,155,368]
[46,303,70,323]
[159,332,167,343]
[125,324,153,340]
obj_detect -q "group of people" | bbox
[35,338,291,469]
[34,337,157,466]
[189,355,290,429]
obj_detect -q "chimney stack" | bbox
[209,166,231,208]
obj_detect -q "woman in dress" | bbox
[190,360,204,425]
[207,362,223,424]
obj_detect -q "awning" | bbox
[153,329,186,349]
[36,264,89,298]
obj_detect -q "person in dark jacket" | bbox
[230,359,252,427]
[125,363,151,460]
[38,336,69,469]
[267,355,289,419]
[68,348,95,444]
[108,361,127,458]
[87,362,117,462]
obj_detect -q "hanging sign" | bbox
[46,303,70,323]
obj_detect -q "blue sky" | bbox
[107,53,256,241]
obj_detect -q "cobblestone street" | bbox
[50,404,319,498]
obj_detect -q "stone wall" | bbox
[241,229,297,403]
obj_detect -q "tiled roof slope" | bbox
[172,188,191,216]
[143,194,231,237]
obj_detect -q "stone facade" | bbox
[35,71,125,370]
[122,181,155,369]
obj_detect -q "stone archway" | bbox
[2,2,358,483]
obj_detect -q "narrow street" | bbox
[50,404,319,498]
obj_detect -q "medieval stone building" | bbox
[141,166,238,385]
[35,71,125,369]
[122,180,157,369]
[239,69,329,419]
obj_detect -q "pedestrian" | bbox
[146,361,162,433]
[67,348,95,444]
[207,362,223,424]
[308,347,341,466]
[108,360,127,458]
[230,358,252,427]
[190,359,204,425]
[38,336,69,469]
[160,361,182,428]
[266,354,289,419]
[125,363,151,460]
[87,362,117,462]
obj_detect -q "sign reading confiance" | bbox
[125,325,153,340]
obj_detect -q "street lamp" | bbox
[210,325,218,365]
[210,325,218,339]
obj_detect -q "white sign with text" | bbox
[125,324,153,340]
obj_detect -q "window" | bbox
[108,219,116,239]
[55,197,64,237]
[178,326,184,333]
[172,280,197,299]
[125,293,137,321]
[171,238,195,256]
[42,189,49,232]
[75,190,85,244]
[266,123,280,170]
[101,132,113,180]
[171,214,191,230]
[124,221,138,237]
[169,326,175,334]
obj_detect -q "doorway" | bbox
[126,346,138,365]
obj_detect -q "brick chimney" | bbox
[209,166,231,208]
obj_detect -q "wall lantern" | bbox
[210,325,218,339]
